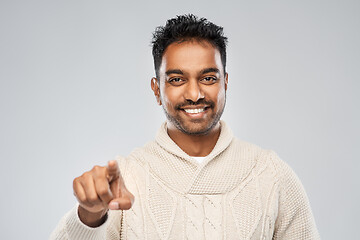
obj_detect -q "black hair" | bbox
[151,14,228,79]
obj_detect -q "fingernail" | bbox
[109,201,119,210]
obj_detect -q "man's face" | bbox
[152,40,228,135]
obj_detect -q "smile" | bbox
[183,108,205,114]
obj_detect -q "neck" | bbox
[166,122,221,157]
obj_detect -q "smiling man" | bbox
[51,14,320,239]
[152,39,228,157]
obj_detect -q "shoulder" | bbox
[227,138,303,187]
[265,150,305,192]
[232,139,298,178]
[228,137,276,172]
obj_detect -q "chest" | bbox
[121,170,279,240]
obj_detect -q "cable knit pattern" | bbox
[231,172,262,239]
[147,173,177,239]
[184,195,204,239]
[50,121,320,239]
[203,195,223,239]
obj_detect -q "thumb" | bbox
[108,180,135,210]
[109,191,134,210]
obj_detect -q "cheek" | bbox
[161,87,182,109]
[207,86,225,106]
[215,93,225,108]
[217,89,226,102]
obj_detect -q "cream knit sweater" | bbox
[51,121,320,239]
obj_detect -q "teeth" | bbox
[184,108,204,114]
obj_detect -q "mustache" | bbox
[175,99,215,109]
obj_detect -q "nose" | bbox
[184,79,204,103]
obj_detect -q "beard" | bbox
[162,98,226,136]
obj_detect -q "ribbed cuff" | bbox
[65,205,108,240]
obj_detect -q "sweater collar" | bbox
[155,120,233,162]
[147,120,259,194]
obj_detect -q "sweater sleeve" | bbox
[49,204,122,240]
[270,152,320,240]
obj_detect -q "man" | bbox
[51,14,320,239]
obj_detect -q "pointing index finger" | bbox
[107,160,120,182]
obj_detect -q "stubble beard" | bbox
[162,98,226,136]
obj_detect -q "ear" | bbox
[151,77,162,105]
[224,73,228,91]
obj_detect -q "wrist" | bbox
[77,205,108,228]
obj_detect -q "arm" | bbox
[271,153,320,240]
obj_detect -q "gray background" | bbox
[0,0,359,239]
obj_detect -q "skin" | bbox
[151,40,228,156]
[73,39,228,227]
[73,160,134,227]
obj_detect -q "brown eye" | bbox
[202,76,217,84]
[170,78,182,82]
[168,77,185,85]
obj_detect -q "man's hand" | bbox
[73,160,134,227]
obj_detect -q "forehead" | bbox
[160,40,223,75]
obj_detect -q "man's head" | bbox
[151,14,229,136]
[152,14,228,79]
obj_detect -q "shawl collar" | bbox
[155,120,233,163]
[135,120,260,194]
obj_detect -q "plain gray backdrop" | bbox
[1,0,359,239]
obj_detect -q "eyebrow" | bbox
[165,69,183,75]
[165,68,220,76]
[201,68,220,75]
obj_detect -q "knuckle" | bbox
[92,165,107,176]
[78,195,87,203]
[73,177,82,189]
[98,187,109,197]
[88,195,99,203]
[83,172,95,182]
[81,172,90,179]
[73,178,79,186]
[92,165,102,171]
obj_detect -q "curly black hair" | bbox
[151,14,228,79]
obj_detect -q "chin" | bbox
[177,121,217,136]
[163,107,223,136]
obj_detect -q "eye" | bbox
[168,77,185,85]
[169,77,182,82]
[202,76,217,84]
